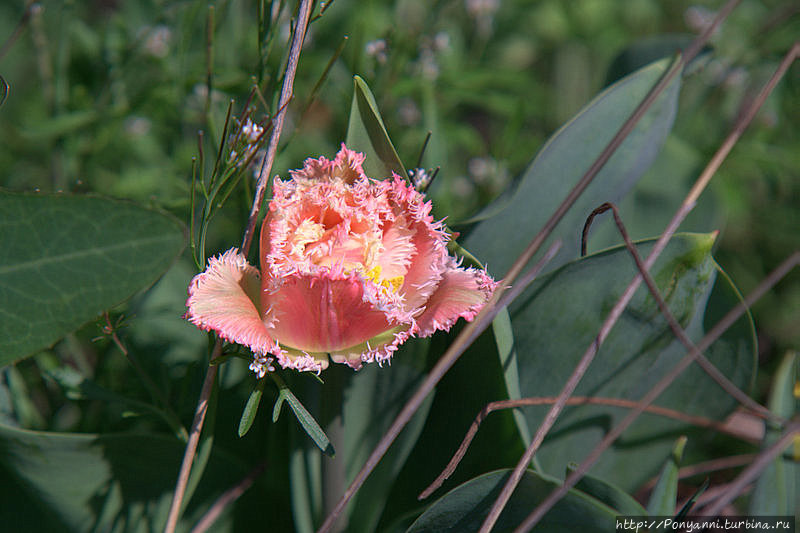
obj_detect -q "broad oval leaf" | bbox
[345,75,407,180]
[0,422,244,533]
[507,233,756,490]
[462,56,681,277]
[0,192,185,365]
[407,469,618,532]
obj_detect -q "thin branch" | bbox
[485,29,796,533]
[419,396,755,500]
[513,251,800,533]
[190,461,268,533]
[241,0,313,255]
[164,2,313,532]
[164,348,220,533]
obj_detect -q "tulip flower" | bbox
[186,145,496,374]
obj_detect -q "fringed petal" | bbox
[185,249,279,356]
[414,257,497,337]
[329,326,409,369]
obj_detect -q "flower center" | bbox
[288,214,407,293]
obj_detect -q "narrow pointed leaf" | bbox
[646,436,687,516]
[278,378,333,456]
[345,75,407,180]
[0,192,185,365]
[238,378,266,437]
[749,351,798,516]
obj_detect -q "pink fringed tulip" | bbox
[186,145,496,374]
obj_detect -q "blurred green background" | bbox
[0,0,797,434]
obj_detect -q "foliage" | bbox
[0,0,797,531]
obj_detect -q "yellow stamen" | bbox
[365,265,404,293]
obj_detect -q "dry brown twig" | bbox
[163,2,313,532]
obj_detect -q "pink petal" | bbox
[331,144,368,183]
[414,257,496,337]
[185,249,278,356]
[264,271,396,355]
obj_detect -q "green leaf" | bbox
[345,75,407,180]
[568,466,647,517]
[0,192,186,365]
[344,339,433,533]
[238,378,266,437]
[646,436,687,516]
[493,307,532,446]
[407,469,618,532]
[273,373,333,456]
[749,351,798,516]
[506,233,756,490]
[462,56,682,277]
[0,422,244,533]
[605,35,711,85]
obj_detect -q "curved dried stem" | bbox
[419,396,757,501]
[486,32,798,533]
[164,2,313,532]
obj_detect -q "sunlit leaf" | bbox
[463,57,682,277]
[345,75,407,180]
[0,192,185,365]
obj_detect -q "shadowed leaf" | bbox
[0,192,185,365]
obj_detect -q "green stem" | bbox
[320,364,347,532]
